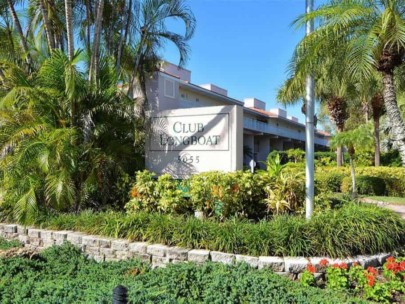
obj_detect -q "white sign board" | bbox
[146,105,243,178]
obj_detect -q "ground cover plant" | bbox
[301,257,405,303]
[8,203,405,258]
[0,243,365,304]
[0,238,21,251]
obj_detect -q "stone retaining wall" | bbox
[0,223,391,280]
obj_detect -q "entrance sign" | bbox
[146,106,243,178]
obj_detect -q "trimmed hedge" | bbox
[17,203,405,258]
[0,243,364,303]
[341,175,387,195]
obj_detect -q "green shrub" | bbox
[341,175,386,196]
[381,150,402,167]
[316,172,345,193]
[16,203,405,258]
[0,238,21,250]
[0,244,363,303]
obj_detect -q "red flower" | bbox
[367,267,377,276]
[339,262,348,270]
[352,262,359,267]
[307,264,316,273]
[386,256,395,263]
[400,261,405,271]
[366,274,375,287]
[332,263,340,268]
[319,259,329,266]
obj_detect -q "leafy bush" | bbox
[316,172,345,193]
[0,243,362,304]
[0,238,21,250]
[341,176,386,196]
[13,203,405,258]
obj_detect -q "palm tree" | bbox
[294,0,405,166]
[330,125,373,198]
[126,0,196,102]
[89,0,104,84]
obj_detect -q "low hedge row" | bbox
[22,203,405,258]
[0,243,365,303]
[315,166,405,196]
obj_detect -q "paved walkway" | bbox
[361,198,405,220]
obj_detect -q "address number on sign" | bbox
[177,155,200,164]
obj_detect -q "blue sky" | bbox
[163,0,320,123]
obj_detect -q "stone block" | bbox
[258,256,285,272]
[0,224,5,231]
[111,240,129,251]
[377,253,391,266]
[40,230,55,241]
[67,233,85,245]
[18,235,29,244]
[82,236,100,247]
[53,231,71,245]
[85,246,100,255]
[167,247,189,261]
[16,225,28,235]
[188,249,210,263]
[29,237,42,247]
[4,225,17,234]
[27,228,41,238]
[284,257,310,273]
[357,255,379,268]
[98,238,112,248]
[117,250,134,260]
[129,242,148,254]
[134,253,151,263]
[100,248,116,259]
[151,256,170,268]
[147,244,168,257]
[235,255,259,268]
[210,251,234,265]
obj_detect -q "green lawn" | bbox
[364,196,405,205]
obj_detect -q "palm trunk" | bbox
[116,0,132,75]
[336,127,343,166]
[39,0,55,51]
[373,116,380,166]
[85,0,91,51]
[382,72,405,166]
[7,0,30,56]
[349,152,356,198]
[89,0,104,84]
[65,0,74,61]
[0,68,5,83]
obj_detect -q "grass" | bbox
[364,196,405,205]
[0,243,366,304]
[4,203,405,258]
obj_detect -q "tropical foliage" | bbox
[0,0,196,223]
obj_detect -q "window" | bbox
[164,78,175,98]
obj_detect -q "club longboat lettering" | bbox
[159,122,221,147]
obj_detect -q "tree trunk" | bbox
[65,0,74,61]
[7,0,30,56]
[0,68,5,83]
[116,0,132,75]
[374,116,380,166]
[89,0,104,84]
[85,0,91,51]
[381,72,405,166]
[349,153,357,199]
[39,0,55,51]
[336,126,343,166]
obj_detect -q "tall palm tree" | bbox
[126,0,196,101]
[294,0,405,166]
[89,0,104,84]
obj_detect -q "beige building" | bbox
[143,62,330,168]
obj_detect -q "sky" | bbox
[163,0,321,124]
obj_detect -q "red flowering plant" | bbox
[300,264,317,287]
